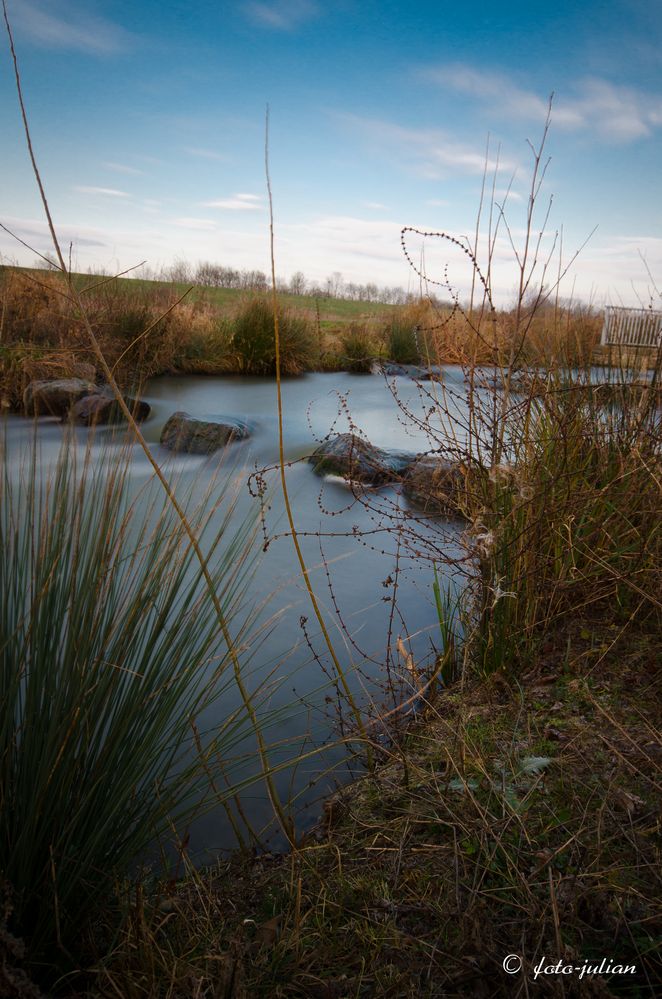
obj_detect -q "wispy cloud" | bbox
[423,65,662,143]
[202,193,263,211]
[243,0,319,31]
[183,146,229,162]
[494,188,523,203]
[14,2,131,55]
[102,162,144,176]
[171,218,217,231]
[362,201,388,210]
[283,215,404,267]
[74,186,130,198]
[336,113,518,178]
[0,215,109,254]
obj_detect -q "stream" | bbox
[3,369,469,859]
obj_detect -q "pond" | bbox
[3,369,470,860]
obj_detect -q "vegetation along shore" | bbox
[0,31,660,994]
[1,245,660,998]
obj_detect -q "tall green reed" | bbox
[0,434,265,965]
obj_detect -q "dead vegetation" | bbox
[81,622,660,999]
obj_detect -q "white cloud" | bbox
[570,236,662,306]
[183,147,229,162]
[203,193,263,211]
[282,215,405,269]
[13,1,131,55]
[102,162,144,176]
[493,188,523,203]
[243,0,319,31]
[74,186,130,198]
[0,215,109,255]
[335,113,518,179]
[570,78,661,142]
[362,201,388,210]
[423,65,662,144]
[171,218,217,231]
[2,210,658,309]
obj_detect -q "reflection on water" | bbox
[3,371,468,859]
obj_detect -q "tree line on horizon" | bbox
[32,252,423,306]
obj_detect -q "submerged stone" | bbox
[71,389,151,425]
[23,378,96,418]
[379,363,443,380]
[160,411,251,454]
[309,433,414,485]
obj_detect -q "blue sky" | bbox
[1,0,661,305]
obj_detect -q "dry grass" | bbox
[0,264,608,410]
[404,298,602,368]
[0,267,240,403]
[73,622,660,999]
[0,266,399,402]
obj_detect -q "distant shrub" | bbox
[175,317,236,374]
[232,295,316,375]
[340,323,376,373]
[386,317,420,364]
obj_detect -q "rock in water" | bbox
[160,411,251,454]
[402,456,466,517]
[23,378,96,418]
[71,390,151,425]
[309,433,414,485]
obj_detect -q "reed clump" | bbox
[339,322,378,373]
[466,364,662,675]
[384,309,421,364]
[402,299,602,369]
[0,267,243,401]
[231,294,317,375]
[0,264,606,406]
[0,436,264,981]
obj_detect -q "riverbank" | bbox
[1,272,660,996]
[57,617,659,998]
[0,265,607,412]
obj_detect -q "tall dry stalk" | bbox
[264,107,371,763]
[1,1,294,847]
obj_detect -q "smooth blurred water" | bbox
[3,371,469,859]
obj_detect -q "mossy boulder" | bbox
[23,378,96,418]
[71,390,151,425]
[309,433,414,485]
[160,411,251,454]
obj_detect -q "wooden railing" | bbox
[601,306,662,348]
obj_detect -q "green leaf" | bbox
[448,777,480,792]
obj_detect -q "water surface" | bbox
[4,370,468,858]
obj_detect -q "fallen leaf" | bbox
[544,726,568,742]
[255,914,282,948]
[612,788,645,815]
